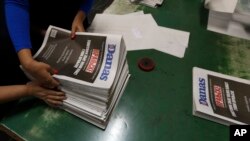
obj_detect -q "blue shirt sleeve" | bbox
[4,0,32,52]
[80,0,94,14]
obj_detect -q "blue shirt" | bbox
[4,0,94,52]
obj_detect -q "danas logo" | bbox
[100,44,116,81]
[199,77,208,106]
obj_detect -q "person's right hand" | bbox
[18,49,59,89]
[71,10,86,39]
[26,81,66,107]
[24,59,59,89]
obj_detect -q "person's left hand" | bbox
[71,10,86,39]
[26,81,66,107]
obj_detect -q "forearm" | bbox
[77,10,86,20]
[18,49,34,69]
[74,10,86,25]
[0,85,30,103]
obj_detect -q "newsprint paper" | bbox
[23,25,130,129]
[193,67,250,125]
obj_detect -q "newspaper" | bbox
[204,0,238,13]
[23,25,130,129]
[193,67,250,125]
[206,0,250,40]
[34,26,126,92]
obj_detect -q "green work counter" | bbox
[1,0,250,141]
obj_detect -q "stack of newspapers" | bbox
[25,25,130,129]
[193,67,250,125]
[205,0,250,40]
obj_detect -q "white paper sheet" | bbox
[153,26,190,58]
[88,13,190,58]
[88,13,158,50]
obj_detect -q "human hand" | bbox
[71,10,86,39]
[26,81,66,107]
[25,59,59,89]
[18,49,59,89]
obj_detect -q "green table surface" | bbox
[1,0,250,141]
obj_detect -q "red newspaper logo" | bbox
[85,49,99,73]
[214,85,225,108]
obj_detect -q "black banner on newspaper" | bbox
[208,75,250,124]
[36,27,106,83]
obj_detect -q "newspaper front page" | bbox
[34,26,125,91]
[193,67,250,125]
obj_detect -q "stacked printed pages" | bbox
[193,67,250,125]
[25,25,130,129]
[205,0,250,40]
